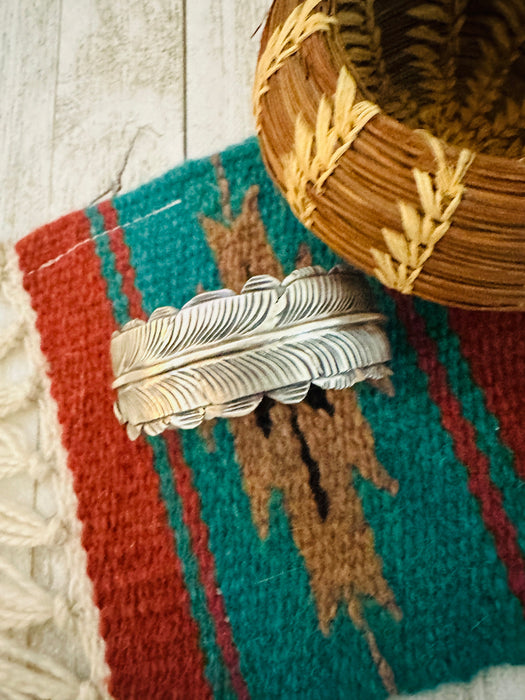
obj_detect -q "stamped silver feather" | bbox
[111,266,393,439]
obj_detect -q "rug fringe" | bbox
[0,424,49,480]
[0,243,111,699]
[0,634,98,700]
[0,320,27,362]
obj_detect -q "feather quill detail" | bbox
[111,266,392,439]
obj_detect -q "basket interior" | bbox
[334,0,525,156]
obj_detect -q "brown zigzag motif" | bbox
[199,156,401,695]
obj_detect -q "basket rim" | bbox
[255,0,525,311]
[324,0,525,171]
[258,0,525,171]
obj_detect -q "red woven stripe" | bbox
[16,218,211,700]
[165,432,250,699]
[449,309,525,480]
[17,209,91,275]
[394,294,525,613]
[97,201,146,321]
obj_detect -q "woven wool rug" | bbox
[1,137,525,699]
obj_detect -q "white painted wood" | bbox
[0,0,185,245]
[0,1,61,242]
[0,0,273,244]
[185,0,273,159]
[53,0,185,218]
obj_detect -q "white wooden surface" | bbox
[0,0,271,243]
[0,2,523,698]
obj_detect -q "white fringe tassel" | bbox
[0,636,99,700]
[0,375,41,420]
[0,320,26,362]
[0,425,48,481]
[0,242,111,699]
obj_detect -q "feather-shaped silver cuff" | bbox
[111,266,393,440]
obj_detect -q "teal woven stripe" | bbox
[147,436,235,698]
[88,201,233,697]
[180,424,388,700]
[355,289,525,693]
[111,155,222,313]
[414,296,525,552]
[220,141,341,278]
[85,205,129,327]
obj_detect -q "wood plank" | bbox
[0,0,185,245]
[0,1,60,242]
[52,0,185,221]
[185,0,273,159]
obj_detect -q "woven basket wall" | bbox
[254,0,525,310]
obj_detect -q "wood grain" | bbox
[0,1,61,242]
[0,0,273,243]
[0,0,187,242]
[186,0,271,159]
[53,0,185,213]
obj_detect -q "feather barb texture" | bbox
[111,266,392,439]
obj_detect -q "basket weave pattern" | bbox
[254,0,525,310]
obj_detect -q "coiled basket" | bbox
[254,0,525,310]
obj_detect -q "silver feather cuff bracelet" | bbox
[111,265,393,440]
